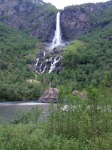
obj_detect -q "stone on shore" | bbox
[39,88,59,103]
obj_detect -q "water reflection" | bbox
[0,101,50,122]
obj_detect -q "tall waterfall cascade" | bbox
[50,12,63,50]
[34,12,64,74]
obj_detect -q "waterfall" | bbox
[35,58,39,66]
[34,12,64,74]
[49,57,60,73]
[50,12,62,49]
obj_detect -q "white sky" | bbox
[43,0,109,9]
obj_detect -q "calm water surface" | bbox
[0,101,50,122]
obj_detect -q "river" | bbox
[0,101,50,122]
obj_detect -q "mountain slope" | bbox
[0,22,43,101]
[43,3,112,89]
[0,0,112,42]
[0,0,57,42]
[61,0,112,41]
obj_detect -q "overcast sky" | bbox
[43,0,109,9]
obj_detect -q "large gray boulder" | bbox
[39,88,59,103]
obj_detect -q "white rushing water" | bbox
[49,57,60,73]
[35,58,39,66]
[34,12,63,74]
[50,12,62,49]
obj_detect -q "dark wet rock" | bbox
[33,43,64,74]
[56,66,63,74]
[53,47,64,53]
[108,36,112,42]
[39,88,59,103]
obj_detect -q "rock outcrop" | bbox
[60,1,112,41]
[60,4,101,41]
[39,88,59,103]
[0,0,57,42]
[33,46,64,74]
[0,0,112,42]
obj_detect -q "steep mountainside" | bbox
[0,0,112,42]
[61,1,112,41]
[0,0,57,42]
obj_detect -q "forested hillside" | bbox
[61,20,112,88]
[42,6,112,91]
[0,23,43,101]
[0,0,112,101]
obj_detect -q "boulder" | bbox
[72,90,80,96]
[72,90,86,100]
[80,92,86,100]
[39,88,59,103]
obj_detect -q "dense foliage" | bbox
[0,86,112,149]
[0,23,43,101]
[46,4,112,89]
[63,23,112,87]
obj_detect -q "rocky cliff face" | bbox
[0,0,44,16]
[60,4,100,41]
[61,1,112,41]
[0,0,112,42]
[0,0,57,42]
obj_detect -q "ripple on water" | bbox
[0,102,50,106]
